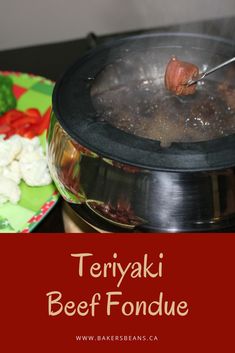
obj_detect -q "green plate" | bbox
[0,71,59,233]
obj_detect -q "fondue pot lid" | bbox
[52,32,235,171]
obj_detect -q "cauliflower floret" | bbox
[0,175,21,204]
[21,136,41,149]
[19,149,51,186]
[15,136,41,160]
[2,160,21,184]
[0,134,52,204]
[20,160,52,186]
[0,135,22,166]
[19,144,44,161]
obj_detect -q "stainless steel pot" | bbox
[47,32,235,232]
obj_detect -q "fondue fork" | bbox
[187,57,235,86]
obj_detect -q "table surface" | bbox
[0,16,234,232]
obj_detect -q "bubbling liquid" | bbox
[91,80,235,147]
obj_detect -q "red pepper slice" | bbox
[21,130,37,139]
[11,115,40,129]
[0,107,51,139]
[0,124,12,134]
[15,125,37,138]
[33,107,51,135]
[25,108,41,123]
[0,109,25,125]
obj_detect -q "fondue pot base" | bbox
[70,203,235,233]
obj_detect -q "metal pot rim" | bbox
[52,32,235,172]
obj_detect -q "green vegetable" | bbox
[0,75,17,115]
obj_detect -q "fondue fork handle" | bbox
[187,57,235,86]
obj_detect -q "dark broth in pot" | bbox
[91,79,235,147]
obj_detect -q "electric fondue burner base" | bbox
[69,203,235,233]
[70,203,135,233]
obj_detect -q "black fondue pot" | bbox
[47,32,235,232]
